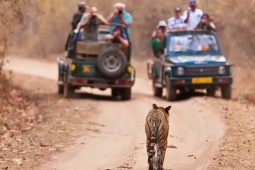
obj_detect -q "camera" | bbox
[91,15,96,20]
[118,10,123,15]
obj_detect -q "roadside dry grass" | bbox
[208,98,255,170]
[0,73,96,169]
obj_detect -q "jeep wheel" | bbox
[97,47,127,79]
[63,82,74,98]
[221,85,232,99]
[166,77,177,101]
[111,88,120,97]
[152,80,162,97]
[120,88,131,101]
[206,87,216,97]
[58,83,64,95]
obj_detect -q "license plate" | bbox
[83,66,90,73]
[96,83,108,88]
[192,77,213,84]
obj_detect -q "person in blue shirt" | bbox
[107,2,132,37]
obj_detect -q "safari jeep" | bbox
[57,24,135,100]
[150,30,233,101]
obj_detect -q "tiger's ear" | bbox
[152,103,158,109]
[165,106,172,114]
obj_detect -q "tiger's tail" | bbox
[148,129,156,163]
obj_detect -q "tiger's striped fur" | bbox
[145,104,171,170]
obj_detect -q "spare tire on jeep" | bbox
[97,47,127,79]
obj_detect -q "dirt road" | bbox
[6,57,225,170]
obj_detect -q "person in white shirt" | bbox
[182,0,203,30]
[167,7,186,30]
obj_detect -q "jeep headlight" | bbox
[176,67,185,75]
[218,66,226,74]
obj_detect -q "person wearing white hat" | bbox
[151,20,167,39]
[107,2,133,37]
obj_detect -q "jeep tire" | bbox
[120,88,131,100]
[166,77,177,101]
[111,88,120,97]
[152,80,162,97]
[58,83,64,95]
[97,47,127,79]
[206,87,216,97]
[221,85,231,99]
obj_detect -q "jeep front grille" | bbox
[186,67,218,76]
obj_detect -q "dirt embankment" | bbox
[208,98,255,169]
[0,72,96,169]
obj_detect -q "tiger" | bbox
[145,103,171,170]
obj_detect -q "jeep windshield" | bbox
[167,31,221,56]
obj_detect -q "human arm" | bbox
[79,13,95,29]
[75,13,88,31]
[151,30,157,39]
[95,14,108,24]
[183,10,190,23]
[119,12,132,27]
[107,13,115,23]
[107,8,118,22]
[116,34,129,48]
[105,34,115,41]
[209,22,216,31]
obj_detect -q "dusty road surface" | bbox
[6,57,225,170]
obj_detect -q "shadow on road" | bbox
[61,89,221,103]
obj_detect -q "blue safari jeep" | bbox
[150,30,233,101]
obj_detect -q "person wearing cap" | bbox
[167,7,186,30]
[151,20,167,39]
[65,2,87,51]
[71,2,88,30]
[182,0,203,30]
[107,2,133,37]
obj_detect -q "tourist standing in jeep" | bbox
[65,2,88,50]
[107,2,133,36]
[182,0,203,30]
[167,7,186,30]
[76,7,108,41]
[72,2,88,30]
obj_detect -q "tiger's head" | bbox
[152,103,171,121]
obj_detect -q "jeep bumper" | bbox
[169,76,233,88]
[65,77,135,88]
